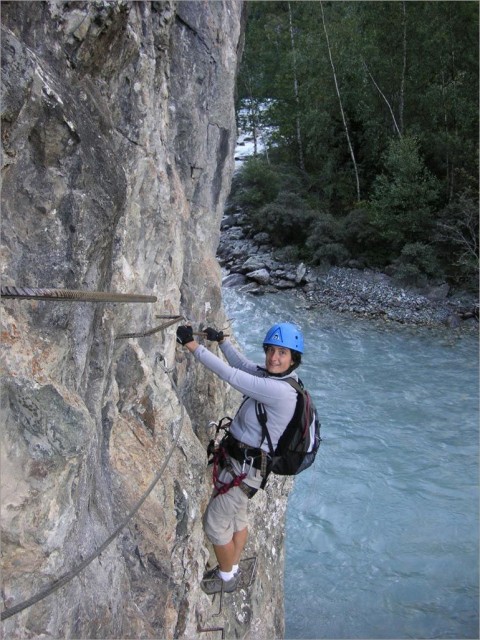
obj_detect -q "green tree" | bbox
[227,157,281,213]
[435,189,479,286]
[235,1,478,284]
[369,136,440,253]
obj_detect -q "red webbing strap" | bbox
[303,391,311,437]
[212,445,247,497]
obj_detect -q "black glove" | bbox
[205,327,224,342]
[176,325,194,345]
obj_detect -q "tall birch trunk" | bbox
[363,2,405,138]
[399,0,407,134]
[242,64,259,157]
[363,59,402,138]
[288,2,305,171]
[320,0,361,201]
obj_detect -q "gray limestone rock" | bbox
[1,2,286,639]
[246,268,270,285]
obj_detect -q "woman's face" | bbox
[264,345,294,375]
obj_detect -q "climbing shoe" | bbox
[200,567,241,595]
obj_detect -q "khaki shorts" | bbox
[203,458,263,546]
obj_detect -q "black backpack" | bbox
[256,377,321,484]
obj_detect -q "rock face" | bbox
[1,2,288,638]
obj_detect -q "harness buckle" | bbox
[242,455,254,475]
[260,451,268,478]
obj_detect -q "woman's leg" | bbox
[232,526,248,564]
[212,526,248,572]
[213,540,235,572]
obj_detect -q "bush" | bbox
[273,245,301,263]
[311,243,350,266]
[434,189,479,288]
[252,190,315,246]
[306,213,350,266]
[227,157,281,213]
[342,207,391,267]
[391,242,442,287]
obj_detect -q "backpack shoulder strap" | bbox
[255,378,304,489]
[283,377,305,394]
[255,377,302,457]
[256,401,275,457]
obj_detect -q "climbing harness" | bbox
[0,355,184,622]
[212,444,249,497]
[208,422,263,500]
[0,286,157,303]
[209,419,249,496]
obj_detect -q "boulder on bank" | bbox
[223,273,247,287]
[217,215,478,330]
[242,256,267,272]
[247,268,270,285]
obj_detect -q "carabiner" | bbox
[242,455,254,475]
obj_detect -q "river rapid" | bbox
[222,286,479,640]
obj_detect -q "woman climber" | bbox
[176,321,304,595]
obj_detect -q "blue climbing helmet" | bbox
[263,322,304,354]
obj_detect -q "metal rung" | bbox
[239,556,258,589]
[197,624,225,638]
[205,556,257,617]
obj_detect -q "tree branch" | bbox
[362,59,402,138]
[320,0,361,201]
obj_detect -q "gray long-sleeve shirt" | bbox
[193,341,298,452]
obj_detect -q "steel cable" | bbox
[116,316,184,339]
[1,356,185,621]
[1,286,157,304]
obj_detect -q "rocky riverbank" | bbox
[218,214,479,331]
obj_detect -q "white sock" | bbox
[219,569,235,582]
[232,564,239,574]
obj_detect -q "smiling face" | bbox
[264,345,294,375]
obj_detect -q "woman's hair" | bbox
[291,349,302,370]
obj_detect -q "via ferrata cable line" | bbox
[1,286,157,304]
[1,356,185,622]
[116,320,231,341]
[116,315,184,339]
[0,286,187,339]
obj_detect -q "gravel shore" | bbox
[218,218,478,332]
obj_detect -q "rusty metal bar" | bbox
[1,286,157,304]
[116,316,184,339]
[197,625,225,638]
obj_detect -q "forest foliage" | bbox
[230,1,478,289]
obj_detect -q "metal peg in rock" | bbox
[1,286,157,304]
